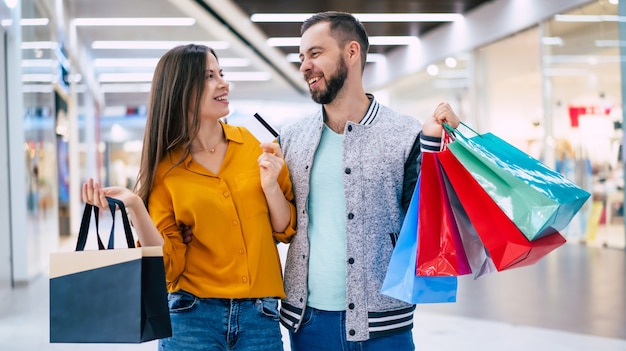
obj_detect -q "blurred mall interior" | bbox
[0,0,625,350]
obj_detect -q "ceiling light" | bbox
[223,72,271,81]
[542,37,563,46]
[99,71,271,83]
[2,18,49,26]
[445,57,457,68]
[93,57,250,68]
[370,36,419,45]
[72,17,195,26]
[544,68,590,77]
[218,58,251,67]
[427,64,439,76]
[93,58,160,67]
[268,36,418,47]
[544,55,620,64]
[100,83,152,93]
[21,41,58,49]
[267,37,302,47]
[554,15,624,22]
[595,40,626,47]
[99,73,154,82]
[91,41,229,50]
[22,74,54,82]
[22,59,55,67]
[251,13,462,22]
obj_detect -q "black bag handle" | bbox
[75,203,105,251]
[75,197,136,251]
[106,197,136,249]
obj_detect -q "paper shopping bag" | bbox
[381,177,458,304]
[437,150,567,271]
[416,152,471,276]
[445,124,590,240]
[50,198,172,343]
[438,159,497,279]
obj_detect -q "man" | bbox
[278,11,460,351]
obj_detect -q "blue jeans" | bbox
[289,307,414,351]
[158,291,284,351]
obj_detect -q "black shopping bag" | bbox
[50,197,172,343]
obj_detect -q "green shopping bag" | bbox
[444,123,590,240]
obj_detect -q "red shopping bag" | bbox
[437,149,566,271]
[416,152,471,276]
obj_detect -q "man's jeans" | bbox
[159,291,284,351]
[289,307,415,351]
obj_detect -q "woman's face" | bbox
[197,53,230,120]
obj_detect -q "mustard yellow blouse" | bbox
[148,123,297,299]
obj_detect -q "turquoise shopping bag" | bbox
[381,177,458,304]
[444,124,590,240]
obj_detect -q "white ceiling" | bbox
[15,0,498,113]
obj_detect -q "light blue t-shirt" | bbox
[306,125,347,311]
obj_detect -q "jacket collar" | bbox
[321,93,380,126]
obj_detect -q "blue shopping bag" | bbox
[381,177,458,304]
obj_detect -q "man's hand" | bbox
[422,102,461,137]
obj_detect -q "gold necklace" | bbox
[193,137,224,154]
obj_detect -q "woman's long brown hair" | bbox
[133,44,218,208]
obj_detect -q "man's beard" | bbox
[310,57,348,105]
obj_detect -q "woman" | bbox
[83,44,296,351]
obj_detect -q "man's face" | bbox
[310,56,347,104]
[299,23,348,104]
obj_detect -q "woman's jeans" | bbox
[289,307,415,351]
[159,291,284,351]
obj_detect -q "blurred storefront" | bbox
[384,0,625,249]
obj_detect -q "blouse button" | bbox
[242,276,248,283]
[232,220,238,226]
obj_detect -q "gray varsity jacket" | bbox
[279,96,423,341]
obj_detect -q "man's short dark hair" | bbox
[301,11,369,71]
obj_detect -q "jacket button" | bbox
[348,303,355,309]
[349,329,356,336]
[347,125,353,132]
[344,168,351,174]
[348,213,354,220]
[348,257,355,264]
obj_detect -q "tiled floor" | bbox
[0,242,625,350]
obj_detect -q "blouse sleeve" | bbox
[148,178,187,289]
[272,162,297,243]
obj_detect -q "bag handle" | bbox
[442,121,481,144]
[75,203,105,251]
[106,197,136,249]
[75,197,136,251]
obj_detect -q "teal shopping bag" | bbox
[381,177,458,304]
[444,124,591,241]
